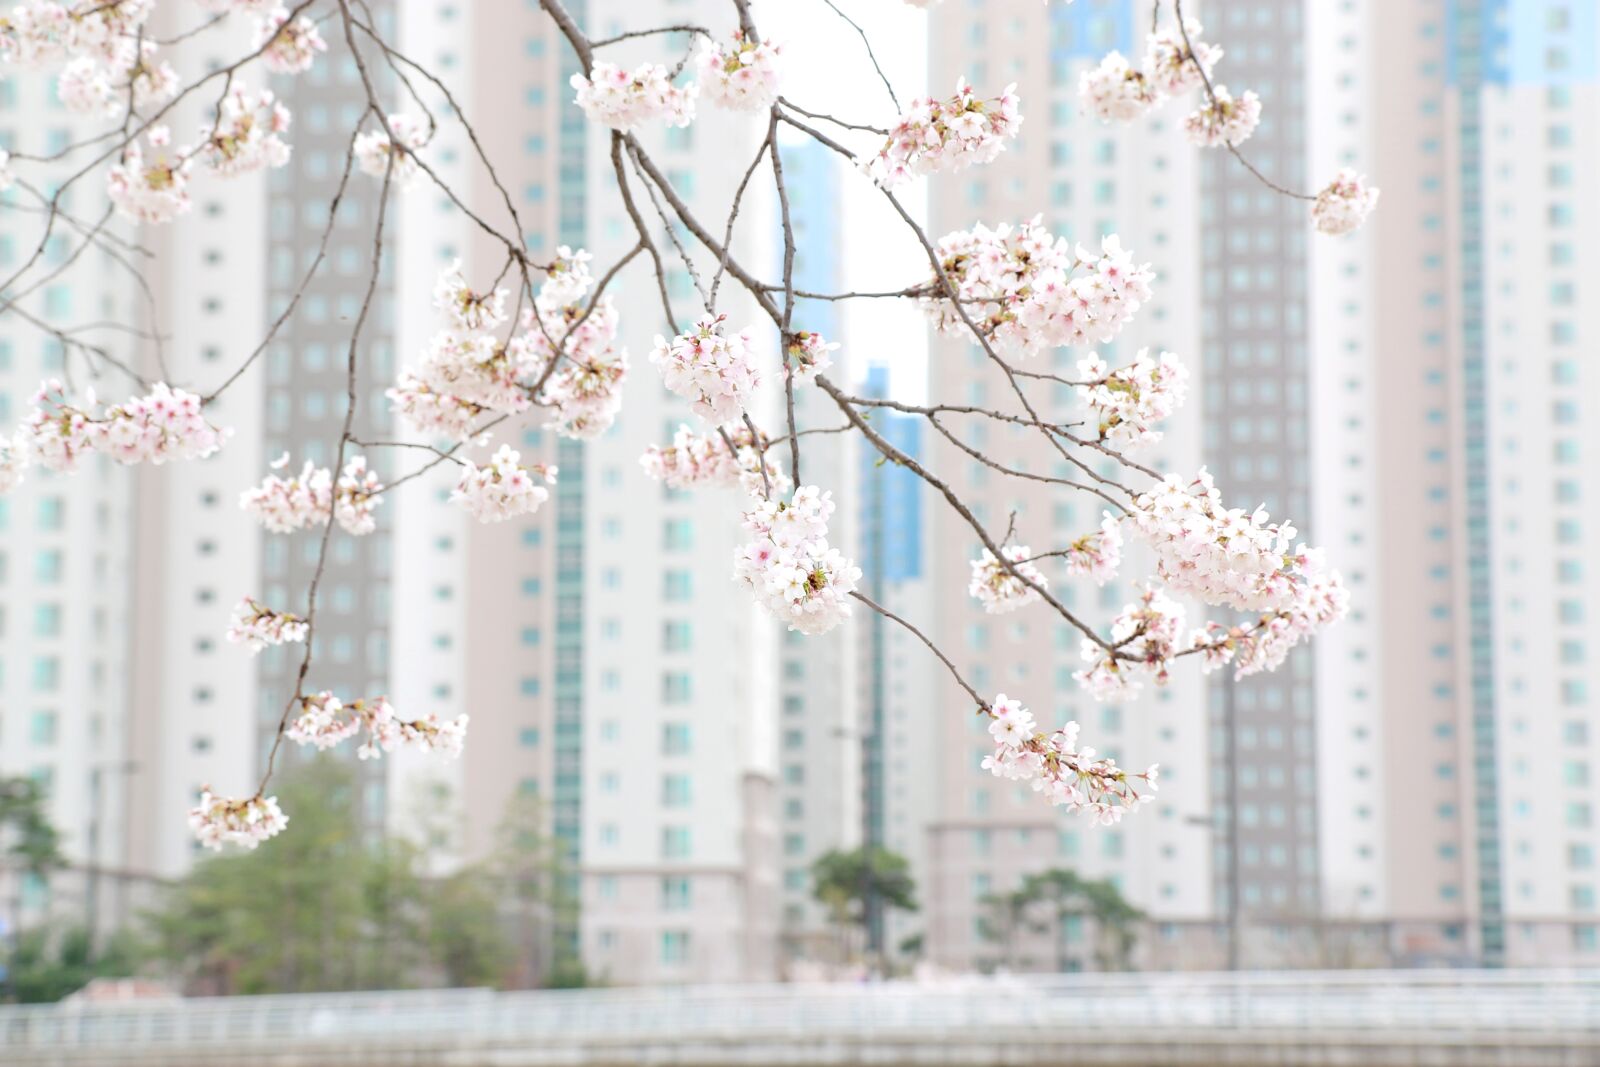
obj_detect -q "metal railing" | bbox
[2,969,1597,1061]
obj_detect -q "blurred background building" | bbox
[1,0,1597,983]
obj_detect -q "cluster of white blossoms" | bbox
[968,545,1048,614]
[59,42,175,116]
[0,0,326,225]
[2,1,174,115]
[539,245,594,307]
[1062,512,1123,586]
[522,297,630,439]
[240,455,383,536]
[1078,51,1157,122]
[1190,559,1349,679]
[390,258,627,441]
[784,330,837,381]
[189,790,288,851]
[253,5,326,75]
[107,126,193,223]
[354,112,428,187]
[1075,348,1190,447]
[649,314,761,424]
[1130,468,1313,613]
[0,436,25,493]
[1075,585,1188,702]
[450,444,557,524]
[571,60,696,130]
[225,597,308,653]
[922,220,1154,356]
[864,78,1022,189]
[980,694,1158,822]
[1182,84,1261,147]
[286,692,469,762]
[1081,20,1264,149]
[640,423,789,498]
[199,84,292,177]
[695,30,781,111]
[1313,169,1382,236]
[16,379,226,476]
[416,332,530,415]
[1081,20,1240,136]
[735,485,861,636]
[433,258,509,333]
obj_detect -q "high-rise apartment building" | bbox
[922,0,1214,972]
[1196,0,1324,959]
[1361,0,1600,967]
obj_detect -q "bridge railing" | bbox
[2,969,1597,1052]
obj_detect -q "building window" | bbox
[660,930,690,965]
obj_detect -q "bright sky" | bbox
[761,0,931,402]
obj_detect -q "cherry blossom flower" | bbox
[286,692,468,761]
[354,112,428,187]
[20,379,227,472]
[0,434,27,493]
[1075,585,1187,702]
[650,314,761,424]
[1062,512,1123,586]
[785,330,837,381]
[240,459,332,532]
[225,597,308,652]
[979,693,1157,822]
[433,259,509,332]
[57,56,116,114]
[0,2,72,66]
[1183,84,1261,147]
[921,220,1154,355]
[253,5,326,74]
[969,545,1047,614]
[414,331,532,415]
[1144,19,1221,97]
[695,30,781,111]
[195,0,277,11]
[284,691,363,751]
[189,791,288,851]
[539,245,593,305]
[107,126,193,224]
[1190,559,1348,678]
[121,39,179,107]
[1075,348,1189,447]
[864,78,1022,188]
[1079,51,1157,123]
[240,455,383,536]
[387,370,486,440]
[1130,468,1331,614]
[450,444,556,523]
[1313,168,1381,236]
[735,485,862,636]
[640,423,789,498]
[200,84,292,177]
[570,60,696,130]
[521,296,630,439]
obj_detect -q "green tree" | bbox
[811,846,917,965]
[145,761,579,995]
[2,775,67,1002]
[0,777,63,879]
[9,925,145,1004]
[979,868,1144,972]
[147,757,422,995]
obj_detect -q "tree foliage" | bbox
[979,868,1144,972]
[145,759,574,996]
[811,846,918,929]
